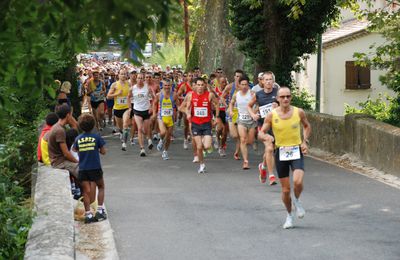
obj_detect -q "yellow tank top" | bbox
[113,81,130,110]
[160,95,174,127]
[272,106,301,147]
[40,138,51,166]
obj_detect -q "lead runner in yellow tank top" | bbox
[260,86,311,229]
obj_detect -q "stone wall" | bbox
[307,112,400,176]
[25,166,74,260]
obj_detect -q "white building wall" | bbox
[323,33,394,116]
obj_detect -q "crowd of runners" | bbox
[41,57,312,229]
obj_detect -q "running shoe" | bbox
[162,150,169,160]
[213,136,219,149]
[130,138,135,146]
[242,161,250,170]
[258,163,267,183]
[253,142,258,151]
[153,133,159,141]
[269,174,277,186]
[121,142,127,151]
[148,139,153,150]
[198,163,206,174]
[293,198,305,219]
[183,139,188,150]
[218,148,226,157]
[140,148,146,157]
[95,209,107,222]
[84,214,97,224]
[157,139,164,151]
[233,152,241,160]
[193,155,199,163]
[283,213,294,229]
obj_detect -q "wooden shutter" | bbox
[346,61,358,89]
[346,61,371,89]
[358,65,371,89]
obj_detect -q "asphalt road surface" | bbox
[100,127,400,260]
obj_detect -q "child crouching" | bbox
[73,113,106,223]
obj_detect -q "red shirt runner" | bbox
[191,91,212,125]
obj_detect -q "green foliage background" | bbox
[0,0,173,257]
[147,43,186,70]
[228,0,340,86]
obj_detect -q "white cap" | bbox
[258,72,264,78]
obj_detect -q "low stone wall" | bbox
[25,166,74,260]
[307,112,400,177]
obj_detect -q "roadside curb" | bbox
[75,205,119,260]
[309,148,400,190]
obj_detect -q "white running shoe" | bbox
[153,133,159,141]
[283,213,294,229]
[162,150,169,160]
[140,148,146,157]
[130,138,135,146]
[193,156,199,163]
[157,139,164,151]
[198,163,206,174]
[293,198,305,219]
[213,136,219,149]
[183,139,188,150]
[218,147,226,157]
[121,143,127,151]
[253,142,258,151]
[148,139,153,150]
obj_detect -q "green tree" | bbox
[0,1,175,257]
[351,3,400,126]
[228,0,340,86]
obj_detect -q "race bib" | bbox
[194,107,208,117]
[161,108,173,117]
[259,103,273,118]
[239,113,251,121]
[117,97,127,105]
[279,146,301,161]
[219,100,225,108]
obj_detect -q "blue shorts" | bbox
[191,122,212,136]
[106,99,114,109]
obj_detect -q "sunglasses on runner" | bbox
[279,95,291,99]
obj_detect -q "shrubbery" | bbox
[345,94,400,127]
[0,127,37,259]
[291,86,315,111]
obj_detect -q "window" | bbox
[345,61,371,89]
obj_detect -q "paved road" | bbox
[100,127,400,260]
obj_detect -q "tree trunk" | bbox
[183,0,189,63]
[196,0,244,80]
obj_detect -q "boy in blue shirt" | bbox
[73,114,106,223]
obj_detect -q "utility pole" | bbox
[316,33,322,112]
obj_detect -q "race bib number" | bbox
[194,107,208,117]
[239,113,251,121]
[259,103,273,118]
[161,108,173,117]
[219,100,225,108]
[279,146,301,161]
[117,97,127,105]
